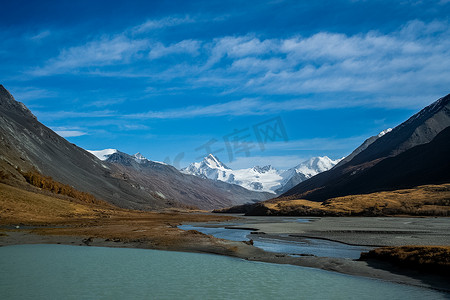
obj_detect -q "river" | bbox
[0,244,447,299]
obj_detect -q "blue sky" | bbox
[1,0,449,169]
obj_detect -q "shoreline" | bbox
[1,222,449,294]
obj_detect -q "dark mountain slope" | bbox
[0,85,166,209]
[346,95,450,167]
[283,126,450,201]
[0,85,271,210]
[282,94,450,201]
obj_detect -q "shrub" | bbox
[21,170,101,204]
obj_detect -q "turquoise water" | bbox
[0,244,447,299]
[178,225,371,259]
[178,224,252,241]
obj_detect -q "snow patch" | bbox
[133,152,148,163]
[87,149,118,161]
[378,128,392,137]
[155,191,166,199]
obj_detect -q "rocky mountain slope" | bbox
[280,93,450,201]
[92,150,273,208]
[182,154,341,194]
[216,93,450,215]
[0,85,271,210]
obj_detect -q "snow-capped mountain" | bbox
[84,149,271,208]
[183,154,231,178]
[275,156,343,194]
[284,156,342,178]
[182,154,342,194]
[133,152,147,163]
[88,149,158,165]
[88,148,118,161]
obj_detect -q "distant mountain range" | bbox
[181,154,342,194]
[0,85,272,210]
[2,83,448,214]
[87,149,273,208]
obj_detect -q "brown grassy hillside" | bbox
[0,181,235,250]
[0,182,118,224]
[360,246,450,275]
[239,184,450,216]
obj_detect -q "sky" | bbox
[1,0,449,169]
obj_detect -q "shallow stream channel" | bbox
[179,217,373,259]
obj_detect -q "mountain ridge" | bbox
[182,154,341,194]
[279,93,450,201]
[0,85,271,210]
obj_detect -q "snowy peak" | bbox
[295,156,342,177]
[89,149,161,165]
[203,154,229,170]
[87,149,118,161]
[274,156,342,194]
[133,152,148,163]
[181,154,229,181]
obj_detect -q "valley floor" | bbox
[0,183,449,293]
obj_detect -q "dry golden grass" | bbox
[360,246,450,274]
[0,182,233,249]
[21,170,102,205]
[260,184,450,216]
[0,183,107,224]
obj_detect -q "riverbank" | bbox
[177,215,450,292]
[1,183,449,292]
[1,215,449,293]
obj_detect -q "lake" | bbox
[0,244,447,299]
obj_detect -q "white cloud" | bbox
[205,36,277,67]
[31,35,149,75]
[121,124,150,130]
[30,30,51,41]
[54,130,87,137]
[230,57,286,73]
[125,98,262,119]
[8,87,57,101]
[84,98,126,108]
[28,19,450,109]
[232,22,450,100]
[50,126,88,137]
[131,16,196,34]
[149,40,201,59]
[124,96,370,120]
[36,110,116,120]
